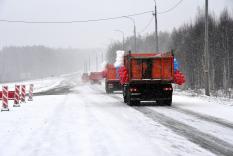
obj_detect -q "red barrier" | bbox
[21,85,26,103]
[14,85,20,107]
[8,91,15,100]
[28,84,33,101]
[0,91,15,100]
[1,86,9,111]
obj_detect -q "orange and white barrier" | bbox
[1,86,9,111]
[13,85,20,107]
[21,85,26,103]
[28,84,33,101]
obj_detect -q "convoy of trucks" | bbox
[81,50,184,106]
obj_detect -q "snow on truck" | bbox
[118,51,185,106]
[105,64,122,94]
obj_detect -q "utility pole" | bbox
[88,55,91,72]
[204,0,210,96]
[84,61,87,73]
[153,0,159,52]
[133,24,136,52]
[101,52,104,63]
[96,52,98,71]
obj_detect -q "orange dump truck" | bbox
[89,72,103,84]
[105,64,122,93]
[122,51,174,106]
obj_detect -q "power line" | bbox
[0,10,153,24]
[139,16,154,34]
[0,0,184,25]
[139,0,183,34]
[0,0,184,24]
[158,0,183,14]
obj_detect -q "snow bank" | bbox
[0,76,65,93]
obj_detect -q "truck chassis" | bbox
[123,81,173,106]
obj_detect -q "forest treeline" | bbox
[0,46,95,82]
[106,9,233,95]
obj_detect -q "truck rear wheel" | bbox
[127,99,135,106]
[164,94,172,106]
[133,100,140,106]
[105,81,112,94]
[157,98,172,106]
[106,87,113,94]
[123,95,127,103]
[108,89,113,94]
[123,85,128,103]
[126,89,134,106]
[163,99,172,106]
[127,100,140,106]
[126,93,132,106]
[125,85,141,106]
[126,91,140,106]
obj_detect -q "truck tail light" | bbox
[163,87,173,91]
[108,83,113,88]
[130,88,138,92]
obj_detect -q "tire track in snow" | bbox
[170,106,233,130]
[134,107,233,156]
[82,87,215,156]
[90,86,233,156]
[91,85,233,128]
[107,90,233,131]
[37,82,233,156]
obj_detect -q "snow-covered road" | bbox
[0,75,233,156]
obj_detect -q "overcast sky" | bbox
[0,0,232,50]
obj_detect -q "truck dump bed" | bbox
[122,52,174,106]
[106,64,118,80]
[105,64,122,93]
[124,52,174,82]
